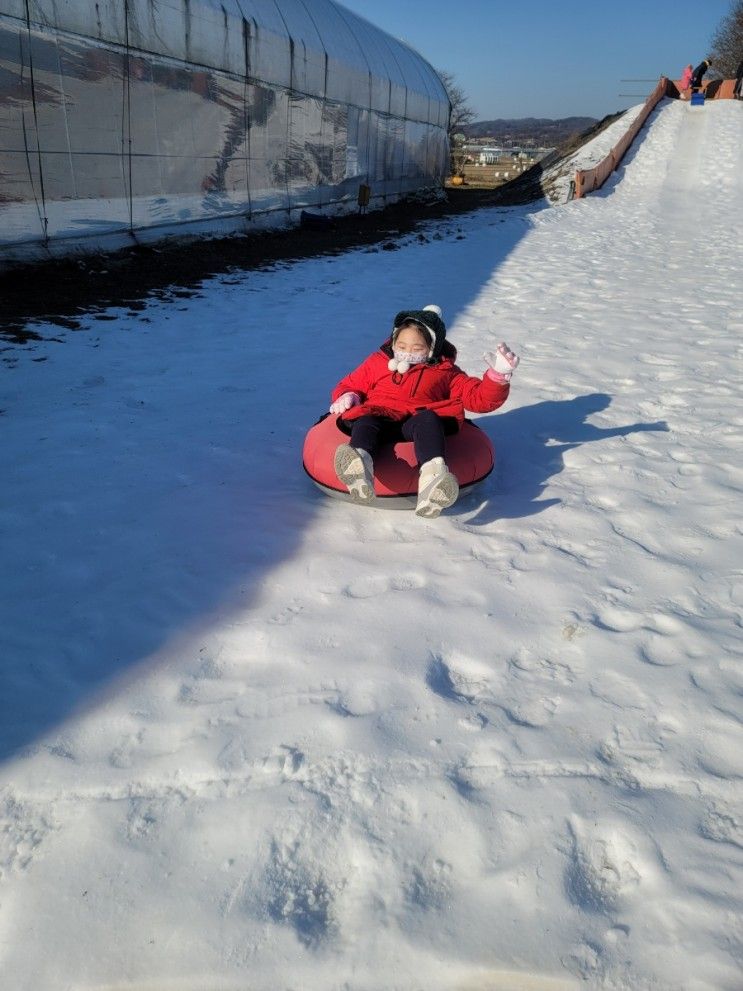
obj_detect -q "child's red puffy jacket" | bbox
[331,341,509,425]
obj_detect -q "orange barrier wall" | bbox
[712,79,737,99]
[574,76,669,198]
[574,76,738,198]
[677,78,737,100]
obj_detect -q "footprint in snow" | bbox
[428,651,560,729]
[509,645,576,685]
[263,837,343,948]
[405,857,453,911]
[590,606,644,633]
[178,678,246,705]
[591,605,699,668]
[564,816,651,915]
[638,635,682,667]
[0,789,56,880]
[501,695,559,728]
[236,686,340,721]
[700,802,743,849]
[268,598,304,625]
[697,726,743,779]
[330,682,381,717]
[343,572,426,599]
[638,612,701,667]
[125,793,185,842]
[589,672,649,711]
[426,651,500,705]
[597,720,670,771]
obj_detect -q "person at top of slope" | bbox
[690,57,712,91]
[679,64,693,96]
[328,304,519,518]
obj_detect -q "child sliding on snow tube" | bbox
[328,304,519,518]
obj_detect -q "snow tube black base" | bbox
[303,414,494,509]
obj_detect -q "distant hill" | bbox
[463,117,598,146]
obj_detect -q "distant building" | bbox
[478,148,505,164]
[470,145,553,166]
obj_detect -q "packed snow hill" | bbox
[1,98,742,991]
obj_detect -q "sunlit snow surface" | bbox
[2,99,742,991]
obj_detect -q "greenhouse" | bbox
[0,0,450,263]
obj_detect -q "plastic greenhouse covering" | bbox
[0,0,450,263]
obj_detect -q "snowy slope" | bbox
[1,98,742,991]
[540,103,646,204]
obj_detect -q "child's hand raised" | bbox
[329,392,361,414]
[484,344,520,384]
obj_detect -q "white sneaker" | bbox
[416,457,459,518]
[334,444,375,503]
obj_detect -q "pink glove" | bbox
[329,391,361,414]
[484,343,520,384]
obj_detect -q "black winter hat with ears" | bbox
[392,305,447,360]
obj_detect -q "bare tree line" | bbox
[711,0,743,76]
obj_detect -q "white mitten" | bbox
[484,343,520,384]
[329,391,361,414]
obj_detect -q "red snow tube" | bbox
[303,414,494,508]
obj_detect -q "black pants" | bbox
[347,410,452,466]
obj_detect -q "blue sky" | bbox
[338,0,733,120]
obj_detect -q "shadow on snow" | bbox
[466,393,668,525]
[0,205,537,763]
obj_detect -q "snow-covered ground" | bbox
[2,98,742,991]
